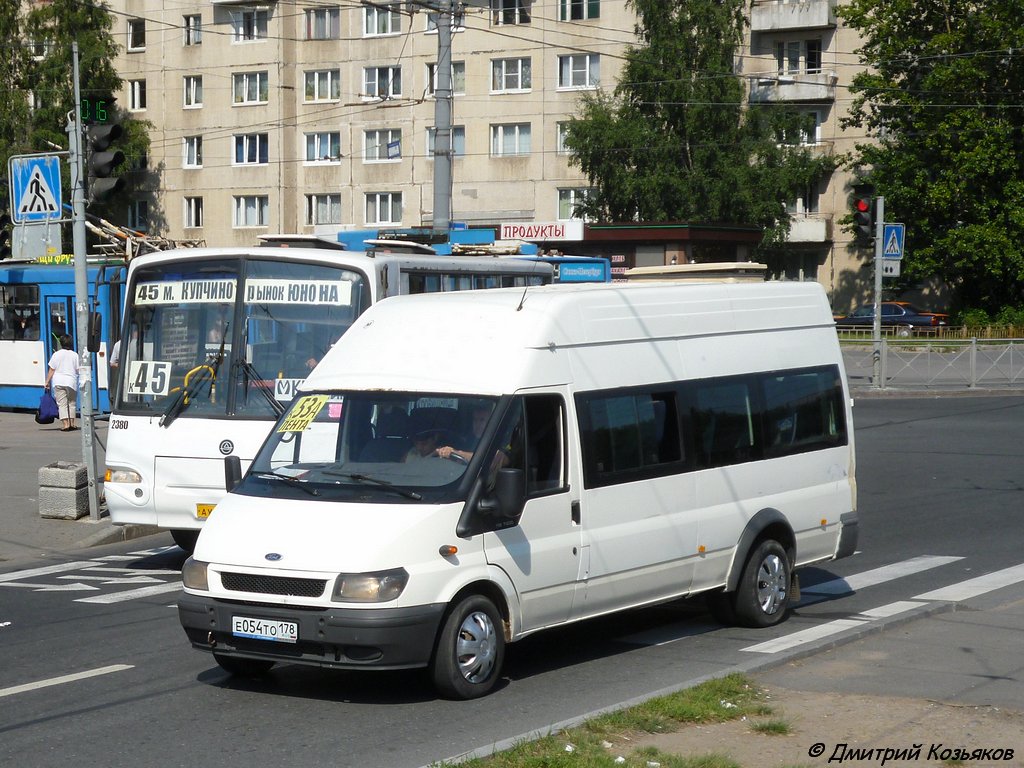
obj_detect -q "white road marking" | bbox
[0,562,99,583]
[856,600,921,619]
[742,618,867,654]
[61,575,166,585]
[75,582,183,604]
[915,562,1024,601]
[801,555,963,596]
[0,664,133,699]
[0,582,98,592]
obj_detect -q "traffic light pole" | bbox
[871,195,885,388]
[430,0,455,233]
[67,42,102,522]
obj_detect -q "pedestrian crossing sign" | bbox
[882,222,905,260]
[8,153,64,224]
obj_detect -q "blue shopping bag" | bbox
[35,390,59,424]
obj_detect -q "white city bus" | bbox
[104,246,551,552]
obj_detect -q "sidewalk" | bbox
[0,409,162,565]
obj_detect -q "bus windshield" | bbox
[117,256,368,418]
[242,392,501,501]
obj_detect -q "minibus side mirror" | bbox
[489,468,526,520]
[224,455,242,493]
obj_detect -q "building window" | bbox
[183,136,203,167]
[557,53,599,89]
[559,0,599,20]
[365,3,401,35]
[363,66,402,99]
[234,133,269,165]
[305,7,340,39]
[183,136,203,168]
[491,57,531,92]
[234,195,270,227]
[305,70,341,102]
[183,15,202,46]
[363,129,402,162]
[183,75,203,108]
[426,10,465,31]
[365,192,402,225]
[127,200,148,231]
[427,126,466,158]
[184,197,203,228]
[233,71,269,104]
[127,19,146,51]
[427,61,466,96]
[305,194,342,225]
[305,132,341,162]
[776,39,823,76]
[491,123,531,156]
[558,188,592,220]
[128,80,146,111]
[231,8,268,42]
[491,0,530,25]
[556,122,572,155]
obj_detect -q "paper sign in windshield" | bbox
[277,394,329,433]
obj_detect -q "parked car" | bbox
[834,301,949,336]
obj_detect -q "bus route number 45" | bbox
[127,361,173,397]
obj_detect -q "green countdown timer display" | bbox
[81,99,112,123]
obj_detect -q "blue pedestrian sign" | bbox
[8,153,64,224]
[882,222,905,260]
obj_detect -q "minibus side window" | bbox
[523,394,565,495]
[576,389,682,488]
[760,366,846,458]
[691,379,758,468]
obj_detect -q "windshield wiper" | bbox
[253,471,321,497]
[160,323,230,428]
[323,470,422,500]
[236,359,286,416]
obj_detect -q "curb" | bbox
[74,522,165,549]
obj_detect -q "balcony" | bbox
[788,215,832,243]
[749,71,837,103]
[750,0,836,32]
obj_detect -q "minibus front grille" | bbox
[221,572,327,598]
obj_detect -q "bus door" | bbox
[45,294,102,409]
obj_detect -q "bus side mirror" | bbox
[87,312,102,353]
[224,455,242,492]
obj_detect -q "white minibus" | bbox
[178,280,858,698]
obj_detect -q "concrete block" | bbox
[38,461,88,489]
[38,485,90,520]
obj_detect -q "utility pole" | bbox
[430,0,455,234]
[67,42,102,521]
[871,195,885,388]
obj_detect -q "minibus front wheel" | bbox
[431,594,505,700]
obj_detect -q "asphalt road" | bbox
[2,396,1023,767]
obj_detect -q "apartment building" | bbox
[109,0,869,304]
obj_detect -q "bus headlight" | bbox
[105,467,142,484]
[181,558,209,591]
[331,568,408,603]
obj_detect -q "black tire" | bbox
[733,539,791,628]
[213,653,275,678]
[170,529,200,554]
[430,595,504,700]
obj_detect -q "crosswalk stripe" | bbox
[914,562,1024,601]
[74,582,183,604]
[801,555,963,595]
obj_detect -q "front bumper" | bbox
[178,593,447,670]
[835,511,859,560]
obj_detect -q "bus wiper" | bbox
[253,471,321,497]
[160,324,229,428]
[236,359,286,416]
[323,471,422,500]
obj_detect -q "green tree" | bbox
[839,0,1024,311]
[17,0,151,228]
[0,1,34,166]
[564,0,833,249]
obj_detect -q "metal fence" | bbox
[840,339,1024,391]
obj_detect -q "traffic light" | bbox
[87,123,126,203]
[850,185,874,244]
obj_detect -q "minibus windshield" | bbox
[243,391,500,500]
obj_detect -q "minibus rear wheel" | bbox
[213,652,275,678]
[431,594,505,699]
[733,539,791,628]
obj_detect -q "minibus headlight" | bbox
[331,568,409,603]
[105,467,142,484]
[181,558,209,591]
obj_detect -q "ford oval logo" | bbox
[265,552,282,562]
